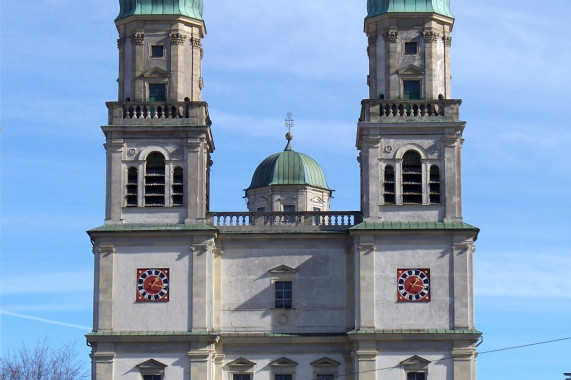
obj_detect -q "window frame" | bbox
[150,45,164,58]
[274,280,293,309]
[404,41,418,55]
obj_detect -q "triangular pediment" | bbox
[396,64,425,75]
[141,67,171,78]
[311,357,341,367]
[270,357,298,367]
[137,359,167,370]
[226,357,256,368]
[269,265,297,274]
[310,196,324,204]
[400,355,430,370]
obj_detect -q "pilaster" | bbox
[131,31,145,101]
[169,32,187,101]
[367,29,378,99]
[104,140,124,222]
[185,138,208,222]
[423,29,440,99]
[383,29,399,99]
[355,341,377,380]
[190,36,203,101]
[452,345,477,380]
[91,349,115,380]
[191,240,215,331]
[355,241,376,329]
[94,244,115,331]
[452,242,475,329]
[188,345,213,380]
[443,136,463,222]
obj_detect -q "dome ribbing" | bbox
[117,0,203,21]
[367,0,454,19]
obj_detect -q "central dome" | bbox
[117,0,203,21]
[367,0,453,19]
[247,139,330,191]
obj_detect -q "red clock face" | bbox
[397,268,430,302]
[136,268,169,302]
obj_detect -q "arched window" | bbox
[172,166,183,207]
[402,151,422,205]
[126,167,138,207]
[429,165,441,204]
[384,165,395,204]
[144,152,165,207]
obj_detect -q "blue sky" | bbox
[1,0,570,378]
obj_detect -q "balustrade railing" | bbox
[208,211,362,230]
[360,99,461,123]
[106,101,211,125]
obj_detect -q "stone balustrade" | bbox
[207,211,363,231]
[360,99,462,123]
[106,101,211,126]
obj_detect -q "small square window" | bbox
[404,42,418,55]
[275,281,292,309]
[407,373,426,380]
[151,45,164,57]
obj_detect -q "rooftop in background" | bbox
[367,0,454,19]
[116,0,203,21]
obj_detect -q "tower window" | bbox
[233,375,251,380]
[403,80,421,100]
[384,165,395,205]
[149,84,166,102]
[151,45,164,57]
[126,167,138,207]
[143,376,162,380]
[172,166,184,207]
[402,151,422,205]
[144,152,165,207]
[275,376,293,380]
[275,281,292,309]
[404,42,418,55]
[429,165,441,205]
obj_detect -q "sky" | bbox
[1,0,570,378]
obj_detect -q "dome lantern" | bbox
[367,0,454,19]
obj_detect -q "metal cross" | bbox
[284,112,294,133]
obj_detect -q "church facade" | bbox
[87,1,481,379]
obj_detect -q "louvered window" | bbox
[402,151,422,205]
[429,165,441,204]
[144,152,165,207]
[384,165,396,204]
[126,167,138,207]
[172,166,183,206]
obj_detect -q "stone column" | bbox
[130,32,145,101]
[94,244,115,331]
[383,29,399,99]
[423,29,440,99]
[117,37,125,101]
[190,36,203,101]
[367,30,378,99]
[360,136,381,219]
[442,27,452,98]
[170,32,187,101]
[104,140,124,222]
[185,139,208,222]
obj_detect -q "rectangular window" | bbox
[275,375,293,380]
[151,45,164,57]
[149,84,166,102]
[257,207,266,212]
[143,376,162,380]
[317,375,335,380]
[233,375,251,380]
[407,373,426,380]
[275,281,292,309]
[403,80,421,100]
[404,42,418,55]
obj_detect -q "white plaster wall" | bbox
[114,352,190,379]
[113,244,192,331]
[220,240,347,331]
[374,239,452,329]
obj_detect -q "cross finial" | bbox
[285,112,294,133]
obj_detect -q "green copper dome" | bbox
[367,0,453,19]
[117,0,203,20]
[247,138,331,191]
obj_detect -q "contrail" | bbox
[0,310,91,331]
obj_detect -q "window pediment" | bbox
[310,357,341,367]
[396,64,425,75]
[269,265,297,274]
[142,67,171,78]
[226,357,256,370]
[400,355,430,371]
[270,357,298,368]
[137,359,167,375]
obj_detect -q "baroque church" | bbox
[87,0,481,379]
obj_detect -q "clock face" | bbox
[397,268,430,302]
[136,268,169,302]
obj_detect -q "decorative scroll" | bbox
[130,34,145,45]
[382,31,398,43]
[443,35,452,47]
[170,33,186,45]
[423,31,440,43]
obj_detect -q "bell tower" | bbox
[103,0,213,224]
[358,0,463,222]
